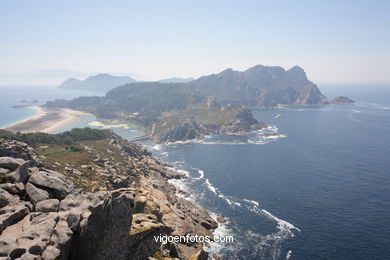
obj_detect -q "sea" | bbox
[1,83,390,260]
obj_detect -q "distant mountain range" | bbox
[58,73,137,91]
[158,77,194,83]
[186,65,328,107]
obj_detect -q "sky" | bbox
[0,0,389,83]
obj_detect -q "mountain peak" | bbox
[220,68,234,74]
[287,65,308,81]
[59,73,136,91]
[92,73,113,78]
[187,64,324,107]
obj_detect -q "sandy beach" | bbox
[2,106,93,133]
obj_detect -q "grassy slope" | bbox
[37,139,132,192]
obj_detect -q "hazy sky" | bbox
[1,0,389,82]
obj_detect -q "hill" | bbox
[186,65,327,107]
[58,73,136,91]
[158,77,194,83]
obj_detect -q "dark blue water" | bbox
[148,84,390,259]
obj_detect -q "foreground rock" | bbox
[0,138,218,259]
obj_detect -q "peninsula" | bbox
[3,107,92,134]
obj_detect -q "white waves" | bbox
[286,250,293,260]
[243,199,259,207]
[260,209,300,233]
[160,124,286,146]
[152,144,162,151]
[197,169,204,179]
[196,168,300,235]
[204,178,218,195]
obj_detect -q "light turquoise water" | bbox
[0,85,105,128]
[0,85,145,138]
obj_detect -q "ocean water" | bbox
[145,83,390,259]
[1,84,390,259]
[0,85,105,128]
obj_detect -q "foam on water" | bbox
[205,211,235,255]
[243,199,260,207]
[204,178,218,195]
[148,128,298,259]
[152,144,162,151]
[286,250,293,260]
[260,209,300,233]
[355,101,390,110]
[185,166,300,257]
[197,169,204,179]
[162,125,285,146]
[164,163,300,259]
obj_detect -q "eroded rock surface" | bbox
[0,138,218,259]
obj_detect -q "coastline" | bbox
[1,106,93,133]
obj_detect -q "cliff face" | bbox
[187,65,327,107]
[0,136,217,259]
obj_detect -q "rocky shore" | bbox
[0,135,218,259]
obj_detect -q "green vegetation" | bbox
[44,82,262,142]
[36,137,142,192]
[0,127,113,147]
[45,82,207,125]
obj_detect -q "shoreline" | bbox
[1,106,93,134]
[1,106,46,129]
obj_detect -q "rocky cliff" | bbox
[186,65,327,107]
[152,104,266,143]
[0,135,218,260]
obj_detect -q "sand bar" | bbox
[2,106,93,133]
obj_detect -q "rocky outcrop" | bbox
[327,96,355,104]
[0,137,218,259]
[0,140,38,161]
[217,105,266,134]
[152,119,208,143]
[0,150,135,259]
[152,104,266,143]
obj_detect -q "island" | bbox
[46,82,267,143]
